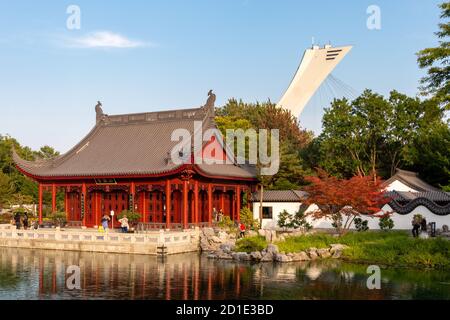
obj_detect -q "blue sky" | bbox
[0,0,444,152]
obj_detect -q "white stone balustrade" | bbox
[0,224,200,255]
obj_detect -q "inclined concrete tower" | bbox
[276,44,352,117]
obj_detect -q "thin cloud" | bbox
[67,31,151,48]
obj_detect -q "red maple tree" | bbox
[303,170,390,235]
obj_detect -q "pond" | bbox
[0,247,449,300]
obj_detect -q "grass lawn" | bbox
[235,236,268,253]
[236,231,450,269]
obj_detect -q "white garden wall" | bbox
[368,204,450,230]
[252,202,450,231]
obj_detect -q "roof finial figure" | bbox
[205,90,216,108]
[95,101,106,123]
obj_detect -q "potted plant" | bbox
[50,211,67,228]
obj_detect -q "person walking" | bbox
[411,215,421,238]
[101,214,111,232]
[118,215,129,233]
[14,212,21,230]
[22,213,29,230]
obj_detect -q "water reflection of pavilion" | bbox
[2,247,438,300]
[2,248,262,300]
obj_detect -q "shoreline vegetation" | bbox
[234,231,450,270]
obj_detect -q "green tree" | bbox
[216,99,312,190]
[0,172,13,208]
[354,217,369,232]
[417,2,450,109]
[36,146,60,159]
[258,142,310,190]
[379,216,394,231]
[0,135,52,203]
[239,207,259,230]
[316,90,444,184]
[291,207,312,230]
[407,122,450,188]
[383,91,442,176]
[277,210,293,231]
[319,90,391,179]
[319,97,364,177]
[217,98,312,149]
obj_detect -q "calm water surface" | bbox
[0,247,449,300]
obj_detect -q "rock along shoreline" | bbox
[200,227,349,263]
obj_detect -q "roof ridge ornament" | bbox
[95,101,108,124]
[203,90,216,125]
[206,90,216,108]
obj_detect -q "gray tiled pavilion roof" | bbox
[383,169,439,192]
[13,104,256,180]
[251,190,307,202]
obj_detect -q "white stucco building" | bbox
[251,190,307,229]
[252,170,450,230]
[372,169,450,230]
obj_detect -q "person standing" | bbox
[218,209,224,222]
[239,222,246,238]
[118,215,129,233]
[101,214,111,232]
[419,217,429,238]
[22,213,29,230]
[411,216,421,238]
[212,208,218,222]
[14,212,21,230]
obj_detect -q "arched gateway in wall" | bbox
[12,95,258,229]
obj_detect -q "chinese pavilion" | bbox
[13,93,258,229]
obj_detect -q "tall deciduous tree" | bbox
[216,99,312,190]
[36,146,60,159]
[217,99,312,150]
[0,172,13,208]
[417,2,450,110]
[384,91,442,176]
[407,122,450,188]
[0,135,48,204]
[317,90,443,182]
[319,90,391,179]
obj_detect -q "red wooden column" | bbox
[38,183,43,224]
[236,185,241,222]
[207,184,213,226]
[130,182,136,211]
[165,180,171,229]
[182,179,188,229]
[231,193,236,221]
[95,192,101,226]
[81,183,87,227]
[194,181,199,225]
[142,191,147,223]
[51,183,57,212]
[220,191,225,213]
[64,188,69,221]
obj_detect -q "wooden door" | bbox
[67,192,81,222]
